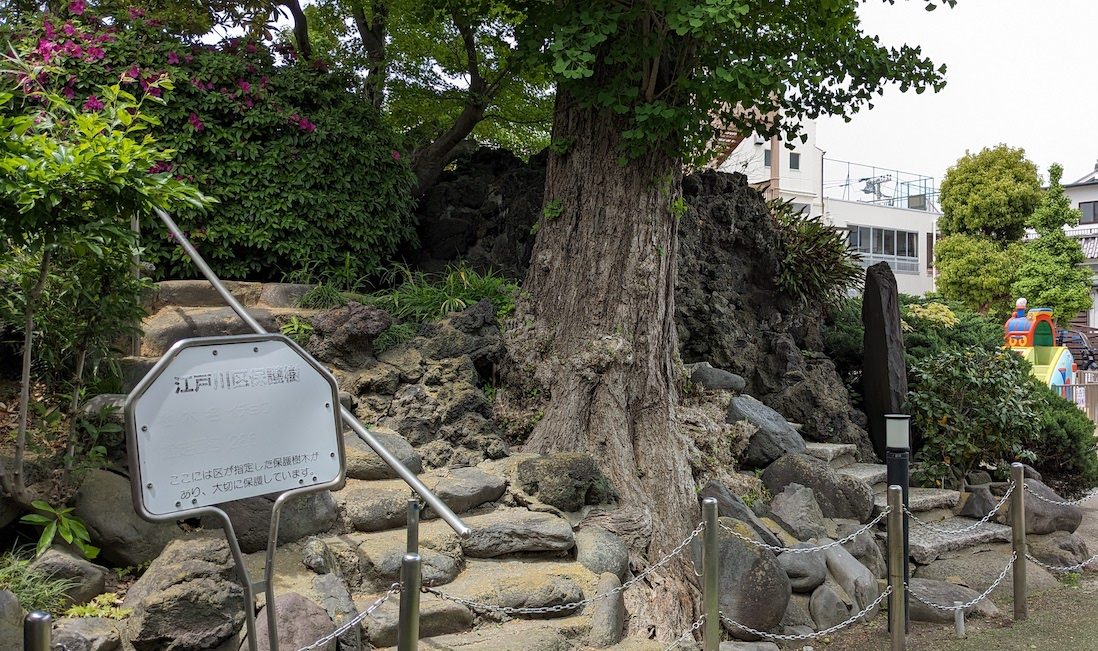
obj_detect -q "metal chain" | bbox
[906,552,1016,613]
[662,614,706,651]
[1024,482,1098,507]
[1026,551,1098,574]
[425,520,707,616]
[718,586,890,641]
[905,481,1015,535]
[717,507,890,555]
[295,583,401,651]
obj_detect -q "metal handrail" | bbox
[153,207,470,538]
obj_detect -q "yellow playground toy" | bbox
[1004,297,1077,390]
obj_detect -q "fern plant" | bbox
[771,198,863,306]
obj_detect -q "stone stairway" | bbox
[803,443,1011,565]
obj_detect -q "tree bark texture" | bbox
[519,91,698,639]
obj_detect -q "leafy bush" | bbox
[1030,389,1098,493]
[771,199,863,306]
[0,553,75,614]
[6,11,416,282]
[907,348,1039,487]
[20,500,99,559]
[366,264,519,323]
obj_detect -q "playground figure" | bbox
[1004,297,1077,390]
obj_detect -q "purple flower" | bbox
[391,150,401,161]
[245,41,257,54]
[82,95,104,111]
[167,51,179,65]
[243,97,254,109]
[86,46,105,61]
[184,54,194,64]
[43,20,56,39]
[62,86,74,99]
[69,0,86,15]
[236,79,250,93]
[148,161,172,174]
[188,112,204,132]
[148,86,162,98]
[62,23,75,36]
[128,6,146,19]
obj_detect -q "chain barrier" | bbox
[662,614,706,651]
[906,552,1015,614]
[296,583,401,651]
[717,507,890,555]
[905,481,1015,536]
[1026,551,1098,574]
[1023,483,1098,507]
[717,586,890,642]
[425,521,706,616]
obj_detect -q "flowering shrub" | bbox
[5,7,416,281]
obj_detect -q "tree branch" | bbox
[352,2,388,109]
[280,0,313,60]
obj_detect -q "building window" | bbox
[848,225,920,274]
[789,152,801,170]
[763,148,771,167]
[1082,201,1098,224]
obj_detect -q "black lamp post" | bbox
[885,413,911,630]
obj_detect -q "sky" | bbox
[816,0,1098,187]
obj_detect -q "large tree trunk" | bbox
[517,90,698,639]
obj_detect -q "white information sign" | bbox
[126,334,343,519]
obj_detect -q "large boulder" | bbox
[769,484,826,541]
[201,490,338,554]
[688,362,746,392]
[823,540,879,614]
[51,617,122,651]
[575,527,630,580]
[0,590,22,650]
[861,262,908,459]
[515,453,613,512]
[587,573,625,648]
[246,592,336,651]
[27,546,109,605]
[726,395,806,468]
[460,509,575,558]
[761,454,873,523]
[809,583,851,630]
[123,536,245,651]
[72,470,179,566]
[837,522,886,579]
[1029,531,1090,568]
[1002,479,1084,535]
[344,429,422,480]
[914,550,1058,601]
[907,578,999,623]
[698,481,783,549]
[713,518,791,640]
[776,545,826,593]
[306,302,391,369]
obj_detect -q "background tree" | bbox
[502,0,953,636]
[1012,163,1092,323]
[935,235,1021,314]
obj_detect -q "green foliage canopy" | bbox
[938,144,1042,242]
[935,234,1020,316]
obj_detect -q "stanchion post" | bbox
[954,602,965,638]
[1011,462,1027,621]
[23,611,51,651]
[702,497,719,651]
[885,414,911,631]
[407,498,420,555]
[397,553,422,651]
[887,485,906,651]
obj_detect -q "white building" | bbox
[716,119,940,296]
[1060,163,1098,327]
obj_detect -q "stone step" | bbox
[836,463,887,486]
[140,305,320,356]
[873,487,961,513]
[147,279,314,311]
[903,517,1013,565]
[803,442,858,469]
[119,355,160,393]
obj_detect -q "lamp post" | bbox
[885,413,911,631]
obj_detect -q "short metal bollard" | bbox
[397,553,422,651]
[701,497,719,651]
[954,601,965,638]
[407,498,421,555]
[1011,462,1027,621]
[24,611,51,651]
[887,486,906,651]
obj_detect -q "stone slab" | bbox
[905,517,1012,564]
[837,463,887,486]
[803,443,858,466]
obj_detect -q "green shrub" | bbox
[366,264,519,323]
[0,553,76,614]
[1030,389,1098,493]
[772,199,863,306]
[907,348,1039,487]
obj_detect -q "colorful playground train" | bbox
[1004,298,1078,391]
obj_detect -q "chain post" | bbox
[1011,463,1027,620]
[953,602,965,638]
[887,486,906,651]
[701,497,719,651]
[407,498,420,555]
[397,553,422,651]
[23,611,50,651]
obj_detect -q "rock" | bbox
[576,527,630,580]
[461,509,575,558]
[719,643,780,651]
[1029,531,1090,568]
[688,362,746,392]
[425,467,507,516]
[515,453,613,512]
[588,573,625,647]
[438,559,591,621]
[698,481,783,549]
[761,454,873,523]
[247,592,336,651]
[1021,464,1043,481]
[780,594,814,629]
[809,583,851,630]
[311,572,362,651]
[27,546,108,605]
[73,470,179,566]
[306,302,391,369]
[823,541,879,613]
[416,299,505,377]
[124,536,245,651]
[1004,479,1083,535]
[140,306,280,356]
[51,617,121,651]
[258,283,314,308]
[0,590,22,650]
[349,528,464,591]
[726,395,806,468]
[336,481,412,532]
[966,471,993,486]
[363,591,474,646]
[861,262,908,459]
[958,484,1001,520]
[837,522,886,579]
[777,545,826,593]
[770,484,826,541]
[914,549,1059,601]
[344,429,422,480]
[714,518,790,640]
[302,537,335,574]
[202,490,338,554]
[151,280,262,309]
[907,578,999,623]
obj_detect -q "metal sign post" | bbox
[125,333,346,651]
